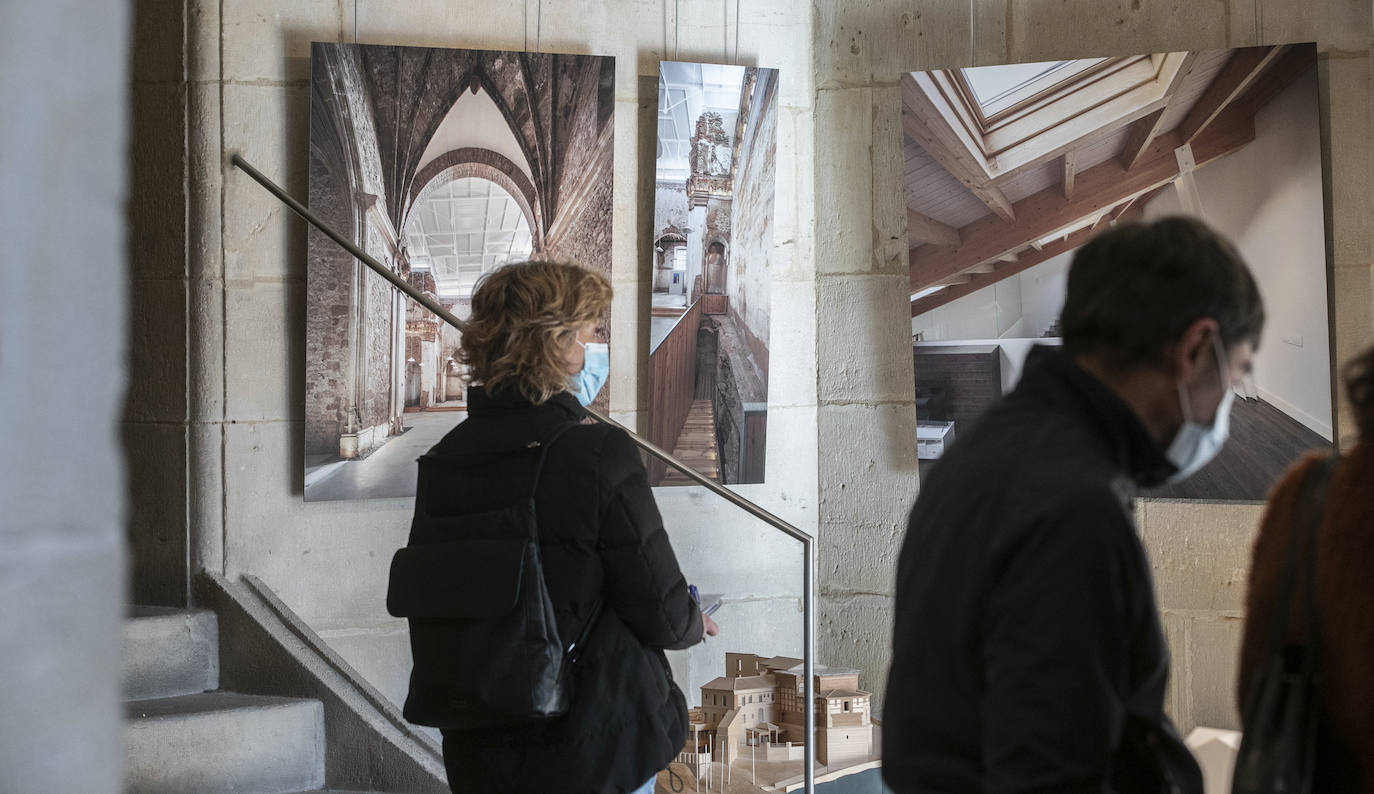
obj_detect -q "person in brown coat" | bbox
[1238,343,1374,792]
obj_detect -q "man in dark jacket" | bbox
[884,218,1263,793]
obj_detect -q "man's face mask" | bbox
[1164,336,1235,483]
[572,341,610,406]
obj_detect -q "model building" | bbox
[686,652,874,769]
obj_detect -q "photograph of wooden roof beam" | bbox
[904,42,1334,503]
[904,44,1316,316]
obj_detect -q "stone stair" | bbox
[122,605,383,794]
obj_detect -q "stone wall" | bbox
[304,156,356,455]
[359,232,396,438]
[726,69,779,374]
[654,181,689,236]
[707,314,768,483]
[542,142,615,277]
[307,42,400,458]
[701,199,732,293]
[653,181,689,290]
[1142,501,1266,734]
[542,57,616,279]
[122,0,1374,744]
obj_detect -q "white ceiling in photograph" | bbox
[404,177,532,299]
[415,88,535,182]
[656,61,747,182]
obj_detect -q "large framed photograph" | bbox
[649,62,779,487]
[304,43,615,501]
[902,44,1332,501]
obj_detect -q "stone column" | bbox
[810,1,921,709]
[0,1,128,789]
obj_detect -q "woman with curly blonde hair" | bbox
[401,261,716,794]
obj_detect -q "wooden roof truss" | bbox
[905,44,1315,317]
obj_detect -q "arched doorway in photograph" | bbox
[401,163,535,415]
[655,230,688,297]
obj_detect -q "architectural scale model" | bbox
[672,652,878,791]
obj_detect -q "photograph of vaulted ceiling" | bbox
[905,44,1317,317]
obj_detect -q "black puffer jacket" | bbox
[408,386,702,794]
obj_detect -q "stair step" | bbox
[123,606,219,700]
[124,692,325,794]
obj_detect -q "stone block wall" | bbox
[360,254,396,436]
[543,56,616,279]
[120,0,1372,742]
[304,157,356,455]
[654,181,689,237]
[727,69,779,373]
[542,147,615,276]
[1141,500,1267,734]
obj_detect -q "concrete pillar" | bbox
[0,1,128,790]
[809,1,920,709]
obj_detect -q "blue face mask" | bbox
[573,342,609,406]
[1164,336,1235,483]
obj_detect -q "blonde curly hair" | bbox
[458,261,612,405]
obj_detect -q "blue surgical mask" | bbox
[573,342,609,406]
[1164,337,1235,483]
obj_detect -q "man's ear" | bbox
[1171,317,1220,384]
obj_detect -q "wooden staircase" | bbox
[660,399,720,485]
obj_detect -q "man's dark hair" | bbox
[1061,216,1264,368]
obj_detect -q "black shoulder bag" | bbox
[385,423,601,730]
[1232,454,1340,794]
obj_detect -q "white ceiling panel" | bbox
[904,137,992,229]
[404,177,532,298]
[1158,48,1235,134]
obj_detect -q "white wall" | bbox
[1019,250,1074,338]
[911,251,1073,343]
[1145,68,1332,439]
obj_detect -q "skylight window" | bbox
[961,58,1108,116]
[656,61,747,181]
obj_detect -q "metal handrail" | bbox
[230,153,819,792]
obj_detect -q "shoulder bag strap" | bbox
[1263,454,1341,659]
[523,420,606,660]
[525,421,580,499]
[1298,454,1340,650]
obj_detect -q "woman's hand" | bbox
[702,613,720,637]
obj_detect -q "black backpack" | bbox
[386,423,599,729]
